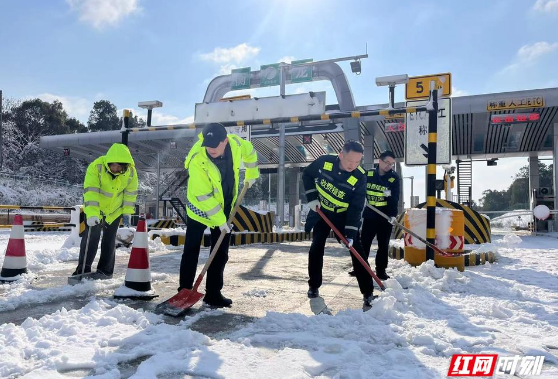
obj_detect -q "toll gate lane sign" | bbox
[405,98,452,166]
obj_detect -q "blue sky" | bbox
[2,0,558,203]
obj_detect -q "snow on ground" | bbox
[0,231,557,378]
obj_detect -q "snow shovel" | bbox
[156,184,250,317]
[366,204,458,258]
[67,225,94,285]
[315,207,386,291]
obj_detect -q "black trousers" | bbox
[75,215,122,276]
[360,216,393,273]
[308,212,373,296]
[179,217,231,295]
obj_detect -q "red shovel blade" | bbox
[157,288,204,317]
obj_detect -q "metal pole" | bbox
[147,109,153,127]
[0,90,3,170]
[410,176,414,207]
[426,87,438,261]
[122,110,130,146]
[268,172,271,211]
[156,152,160,219]
[277,64,287,230]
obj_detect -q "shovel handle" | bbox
[315,207,385,291]
[366,204,456,257]
[192,184,250,292]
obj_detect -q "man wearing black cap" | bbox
[180,123,259,307]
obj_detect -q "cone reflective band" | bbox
[1,214,28,280]
[124,218,152,291]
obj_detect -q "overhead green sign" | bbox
[231,67,251,90]
[290,59,313,83]
[260,63,280,87]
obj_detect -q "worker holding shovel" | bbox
[302,140,377,307]
[178,123,259,308]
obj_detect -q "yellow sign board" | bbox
[486,97,545,111]
[406,73,452,100]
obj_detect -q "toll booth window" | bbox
[473,134,484,152]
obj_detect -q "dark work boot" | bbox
[376,269,390,280]
[203,293,233,308]
[363,292,378,307]
[307,287,320,298]
[348,270,356,277]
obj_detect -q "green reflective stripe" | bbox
[316,186,349,208]
[367,191,384,197]
[123,201,135,207]
[84,187,100,193]
[369,201,388,206]
[367,171,374,176]
[345,225,359,231]
[320,203,347,213]
[85,201,99,207]
[124,190,138,196]
[244,161,258,168]
[206,204,221,217]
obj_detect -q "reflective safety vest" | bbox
[366,169,397,207]
[307,158,365,214]
[184,133,259,228]
[83,143,138,225]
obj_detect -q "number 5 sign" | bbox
[406,73,452,100]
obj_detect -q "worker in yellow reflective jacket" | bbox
[180,123,259,308]
[71,143,138,280]
[302,140,375,307]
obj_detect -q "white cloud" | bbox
[200,43,260,64]
[66,0,141,30]
[516,41,558,62]
[37,93,91,122]
[218,64,238,76]
[451,87,468,97]
[498,41,558,74]
[533,0,558,12]
[147,111,193,126]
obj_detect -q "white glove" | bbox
[87,217,100,227]
[245,179,256,188]
[389,217,397,225]
[122,214,131,227]
[219,223,231,234]
[307,199,320,211]
[343,238,354,248]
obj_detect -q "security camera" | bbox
[138,100,163,109]
[375,74,409,87]
[442,164,452,170]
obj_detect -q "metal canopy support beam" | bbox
[277,65,287,230]
[288,168,300,227]
[363,134,374,170]
[554,123,558,232]
[529,155,539,211]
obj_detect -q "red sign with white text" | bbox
[448,354,498,377]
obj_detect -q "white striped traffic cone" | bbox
[114,218,157,300]
[1,214,28,282]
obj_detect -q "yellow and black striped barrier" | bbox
[394,199,491,244]
[158,231,312,247]
[0,205,75,211]
[147,219,177,229]
[232,205,274,233]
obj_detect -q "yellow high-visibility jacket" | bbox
[83,143,138,225]
[184,133,259,227]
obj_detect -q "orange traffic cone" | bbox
[1,214,28,283]
[114,218,157,300]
